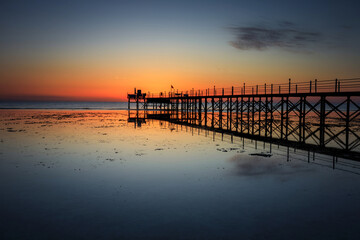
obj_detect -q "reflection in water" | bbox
[128,107,360,161]
[0,110,360,240]
[228,155,313,177]
[128,110,360,175]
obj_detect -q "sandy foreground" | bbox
[0,110,359,240]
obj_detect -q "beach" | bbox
[0,109,359,239]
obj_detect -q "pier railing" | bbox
[146,78,360,98]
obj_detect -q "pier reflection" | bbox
[128,110,360,175]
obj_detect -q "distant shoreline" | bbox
[0,108,127,110]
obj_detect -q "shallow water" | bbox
[0,101,129,110]
[0,110,359,240]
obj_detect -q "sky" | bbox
[1,0,360,101]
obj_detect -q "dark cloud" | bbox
[229,22,321,51]
[340,24,353,30]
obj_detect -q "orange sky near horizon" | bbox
[2,46,358,102]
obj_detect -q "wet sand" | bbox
[0,110,360,240]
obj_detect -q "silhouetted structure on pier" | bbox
[128,78,360,158]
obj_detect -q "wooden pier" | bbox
[128,78,360,158]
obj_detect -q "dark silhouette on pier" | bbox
[128,78,360,161]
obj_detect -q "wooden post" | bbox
[303,96,306,143]
[287,147,290,162]
[227,97,231,130]
[252,96,255,135]
[270,94,273,139]
[211,97,215,127]
[236,97,239,131]
[204,98,208,126]
[335,78,338,92]
[258,96,261,136]
[227,97,230,118]
[280,96,284,139]
[186,98,189,120]
[320,96,326,147]
[240,96,244,133]
[285,96,289,140]
[247,97,250,134]
[346,96,350,150]
[193,100,197,117]
[198,98,202,124]
[219,97,223,128]
[299,96,303,142]
[289,78,291,94]
[265,96,268,137]
[136,96,139,111]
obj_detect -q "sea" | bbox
[0,100,355,111]
[0,101,129,110]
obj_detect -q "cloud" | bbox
[228,22,321,51]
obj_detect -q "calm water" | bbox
[1,99,358,111]
[0,110,359,240]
